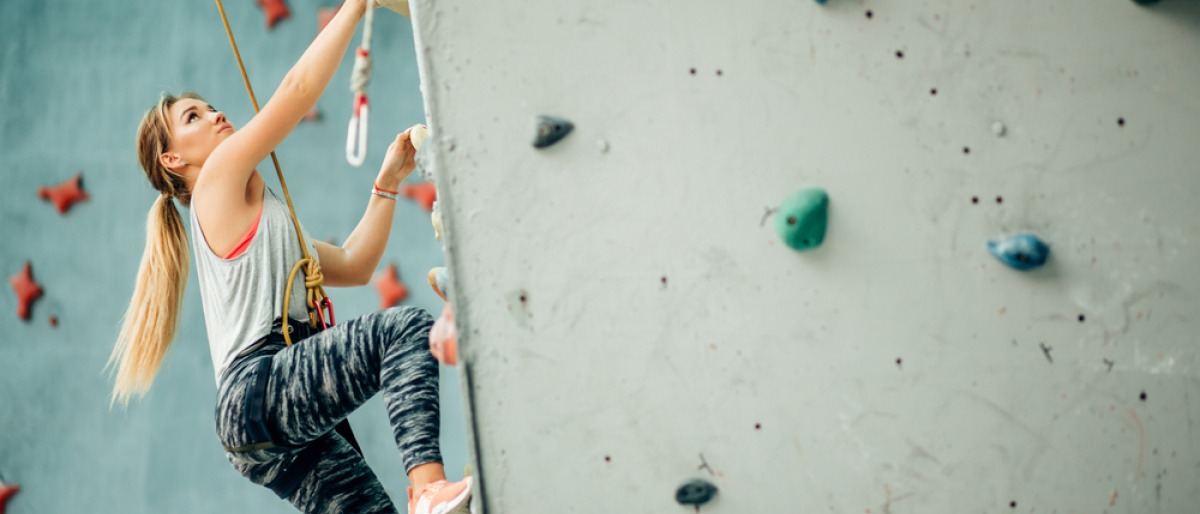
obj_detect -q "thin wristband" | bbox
[372,184,398,200]
[373,183,400,195]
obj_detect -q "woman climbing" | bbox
[106,1,472,512]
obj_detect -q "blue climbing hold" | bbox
[675,479,718,506]
[987,234,1050,271]
[533,115,574,149]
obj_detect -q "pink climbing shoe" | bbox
[408,476,473,514]
[429,303,458,365]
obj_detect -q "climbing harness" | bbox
[214,0,332,346]
[345,2,374,167]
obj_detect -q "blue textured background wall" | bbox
[0,1,466,512]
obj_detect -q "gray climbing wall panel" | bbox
[411,0,1200,512]
[0,1,467,512]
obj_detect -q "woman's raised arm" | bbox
[196,0,369,198]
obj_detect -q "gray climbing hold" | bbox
[987,234,1050,271]
[533,115,574,149]
[675,479,718,506]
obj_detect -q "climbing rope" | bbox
[345,2,374,167]
[214,0,332,345]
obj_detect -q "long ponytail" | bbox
[109,195,189,406]
[109,92,201,406]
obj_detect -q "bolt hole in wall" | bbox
[865,9,873,19]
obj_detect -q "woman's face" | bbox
[162,98,235,174]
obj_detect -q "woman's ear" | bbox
[160,152,185,171]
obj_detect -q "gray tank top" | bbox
[190,188,318,381]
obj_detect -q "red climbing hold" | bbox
[0,482,18,514]
[402,182,438,212]
[374,264,409,309]
[317,5,340,34]
[258,0,291,29]
[38,173,89,214]
[9,262,43,321]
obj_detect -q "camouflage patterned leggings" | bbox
[215,306,441,513]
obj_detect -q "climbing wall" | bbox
[411,0,1200,512]
[0,1,466,512]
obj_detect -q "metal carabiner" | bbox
[346,93,369,167]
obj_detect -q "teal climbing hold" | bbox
[775,188,829,251]
[987,234,1049,271]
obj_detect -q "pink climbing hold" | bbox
[38,173,89,214]
[374,263,409,309]
[9,262,43,321]
[257,0,291,29]
[429,303,458,365]
[402,182,438,212]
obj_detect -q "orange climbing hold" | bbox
[429,303,458,365]
[402,182,438,212]
[9,262,43,321]
[374,263,409,309]
[0,482,18,514]
[257,0,290,29]
[38,173,89,214]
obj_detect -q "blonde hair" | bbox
[108,92,202,406]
